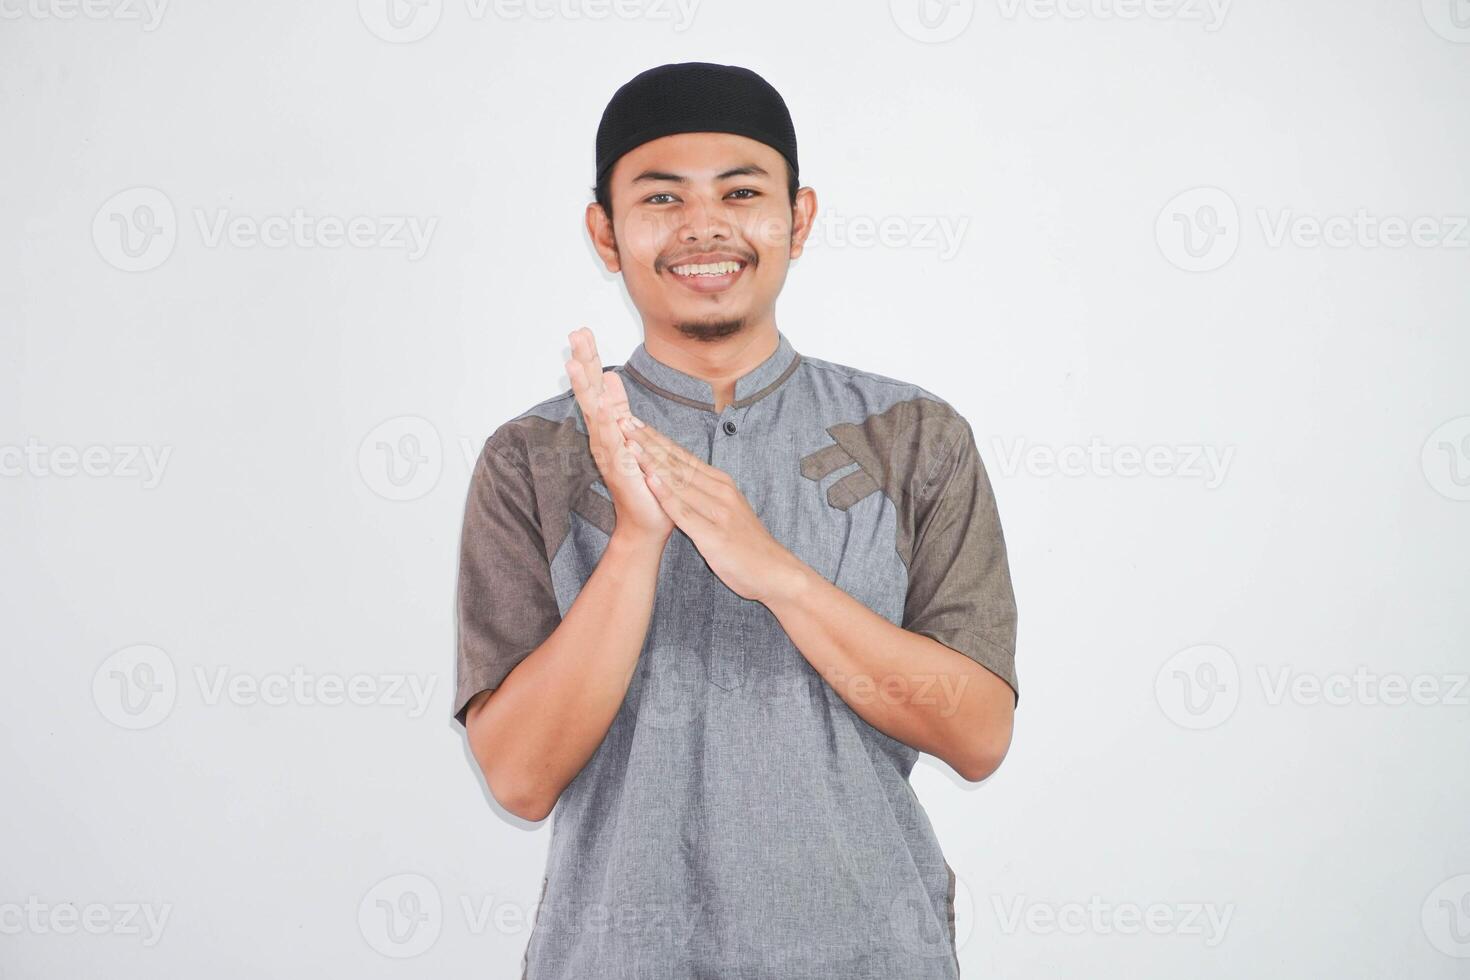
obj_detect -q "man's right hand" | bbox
[565,328,674,545]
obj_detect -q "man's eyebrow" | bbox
[629,164,772,185]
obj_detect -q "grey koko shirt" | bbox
[454,329,1019,980]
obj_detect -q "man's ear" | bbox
[585,202,621,273]
[788,186,818,260]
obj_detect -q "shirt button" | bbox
[722,420,737,435]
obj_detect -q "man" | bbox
[454,62,1019,979]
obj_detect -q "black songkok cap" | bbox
[594,62,798,187]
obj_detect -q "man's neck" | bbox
[644,323,779,413]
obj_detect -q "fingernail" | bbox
[631,415,645,428]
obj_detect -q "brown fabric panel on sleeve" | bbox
[823,397,964,563]
[492,414,613,551]
[452,432,565,728]
[899,412,1019,704]
[804,397,1019,703]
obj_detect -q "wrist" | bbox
[761,554,819,611]
[608,528,669,563]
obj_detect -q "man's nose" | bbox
[678,193,733,241]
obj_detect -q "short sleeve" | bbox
[452,435,563,729]
[901,417,1019,706]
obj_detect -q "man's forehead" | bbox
[613,132,783,182]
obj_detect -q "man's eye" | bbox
[643,189,759,205]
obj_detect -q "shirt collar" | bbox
[621,329,802,413]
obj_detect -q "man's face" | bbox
[588,131,815,341]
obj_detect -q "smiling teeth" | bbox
[671,261,742,277]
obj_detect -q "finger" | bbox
[564,355,600,437]
[642,462,716,535]
[599,367,634,423]
[594,391,637,478]
[625,416,722,477]
[621,417,729,494]
[624,432,724,519]
[565,329,607,433]
[635,436,703,496]
[569,328,605,400]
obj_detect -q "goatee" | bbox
[672,317,745,343]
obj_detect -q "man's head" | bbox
[586,63,816,343]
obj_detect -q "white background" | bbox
[3,0,1468,977]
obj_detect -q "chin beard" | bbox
[672,316,745,343]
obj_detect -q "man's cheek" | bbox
[745,211,788,251]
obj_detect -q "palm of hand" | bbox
[565,328,672,540]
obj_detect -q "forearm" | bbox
[468,530,666,818]
[763,561,1014,782]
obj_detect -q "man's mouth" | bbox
[665,258,748,294]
